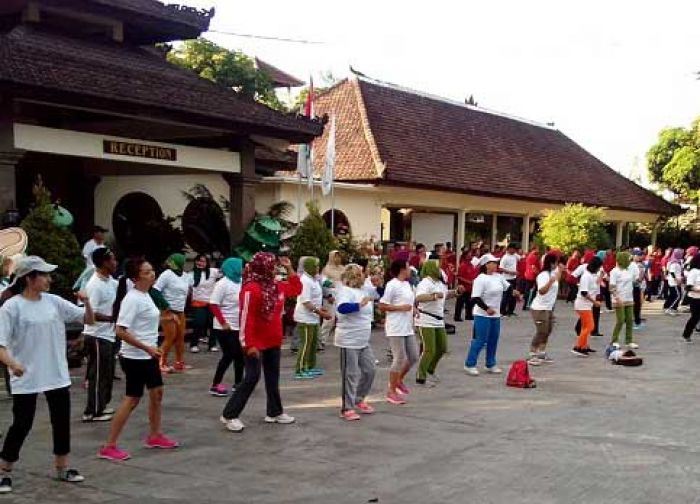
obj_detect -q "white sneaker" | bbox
[265,413,296,424]
[427,373,441,384]
[527,357,543,367]
[628,342,639,349]
[611,342,621,349]
[463,366,480,376]
[189,346,200,354]
[220,416,244,432]
[102,407,115,415]
[486,366,503,374]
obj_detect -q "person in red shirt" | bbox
[522,245,540,310]
[646,247,663,301]
[441,242,457,287]
[454,255,478,321]
[409,244,426,271]
[220,253,301,432]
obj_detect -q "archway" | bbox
[323,209,351,236]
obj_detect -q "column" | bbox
[615,221,624,249]
[223,140,257,247]
[522,214,530,251]
[491,214,498,248]
[456,210,466,255]
[651,222,659,247]
[0,150,24,218]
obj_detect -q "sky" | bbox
[184,0,700,185]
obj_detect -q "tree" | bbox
[167,38,286,111]
[289,201,338,267]
[234,201,297,262]
[20,178,84,298]
[647,119,700,205]
[538,203,611,253]
[181,184,230,257]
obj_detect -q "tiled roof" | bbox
[311,77,678,216]
[255,58,304,88]
[0,26,322,142]
[89,0,213,31]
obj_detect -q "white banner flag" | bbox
[321,115,336,196]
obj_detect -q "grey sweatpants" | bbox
[388,335,419,372]
[340,346,376,411]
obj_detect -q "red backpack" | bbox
[506,360,536,388]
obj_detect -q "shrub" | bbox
[289,201,338,267]
[539,203,611,253]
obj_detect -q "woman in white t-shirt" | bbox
[99,258,179,462]
[415,260,462,385]
[609,251,638,349]
[153,253,192,373]
[379,259,417,405]
[0,256,95,492]
[208,258,244,397]
[528,253,563,366]
[335,264,378,421]
[572,257,603,357]
[187,254,220,353]
[464,254,517,376]
[682,253,700,342]
[664,248,685,315]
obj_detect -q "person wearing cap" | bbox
[82,248,119,423]
[464,254,520,376]
[498,243,520,316]
[0,256,95,493]
[82,225,108,268]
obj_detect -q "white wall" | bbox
[410,213,456,248]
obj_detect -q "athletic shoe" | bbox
[538,353,554,363]
[220,416,244,432]
[82,413,113,423]
[385,392,407,405]
[340,409,361,421]
[173,362,192,372]
[463,366,480,376]
[611,342,621,349]
[428,373,441,383]
[683,337,693,344]
[264,413,295,424]
[486,366,503,374]
[527,357,543,366]
[209,384,228,397]
[571,347,589,357]
[209,346,219,352]
[396,383,410,395]
[98,445,131,461]
[55,468,84,483]
[307,368,324,376]
[665,309,678,316]
[633,324,644,330]
[356,401,375,414]
[0,474,11,494]
[628,342,639,349]
[189,346,200,354]
[294,371,314,380]
[160,364,174,374]
[144,434,179,449]
[103,407,115,415]
[591,332,604,337]
[583,347,597,353]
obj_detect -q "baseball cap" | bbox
[9,255,57,285]
[478,254,500,266]
[632,248,644,256]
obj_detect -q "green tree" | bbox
[647,119,700,205]
[234,201,297,262]
[167,38,286,111]
[538,204,611,253]
[289,201,338,267]
[21,178,84,298]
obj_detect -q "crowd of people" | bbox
[0,232,699,494]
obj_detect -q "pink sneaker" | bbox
[385,392,407,405]
[209,384,228,397]
[356,401,375,414]
[98,445,131,461]
[144,434,179,449]
[340,409,361,421]
[396,383,410,395]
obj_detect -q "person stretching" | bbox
[609,251,639,350]
[527,253,563,366]
[682,253,700,343]
[572,257,603,357]
[294,257,331,379]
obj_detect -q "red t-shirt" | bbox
[524,251,540,281]
[457,261,478,291]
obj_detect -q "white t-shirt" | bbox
[82,239,105,268]
[380,278,415,336]
[499,253,520,281]
[0,294,84,394]
[687,269,700,299]
[294,273,323,324]
[530,271,559,311]
[188,268,221,303]
[572,263,587,280]
[210,277,241,330]
[415,277,447,328]
[609,266,635,304]
[334,285,374,349]
[471,273,510,318]
[575,270,599,311]
[83,272,118,342]
[117,289,160,360]
[154,269,192,312]
[667,262,683,287]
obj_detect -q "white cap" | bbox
[9,255,57,286]
[478,254,499,267]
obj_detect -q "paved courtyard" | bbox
[2,299,700,504]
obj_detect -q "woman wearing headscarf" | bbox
[682,253,700,343]
[208,258,244,397]
[320,250,344,349]
[414,260,462,385]
[293,257,331,379]
[335,264,378,421]
[154,253,192,373]
[187,254,220,353]
[664,248,685,315]
[609,251,639,349]
[220,253,301,432]
[0,256,95,492]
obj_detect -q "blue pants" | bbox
[465,316,501,368]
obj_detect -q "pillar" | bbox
[522,214,531,251]
[223,140,257,247]
[456,210,466,254]
[651,222,659,247]
[491,214,498,248]
[0,150,24,218]
[615,221,624,249]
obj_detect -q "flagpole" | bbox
[331,180,335,235]
[296,171,302,223]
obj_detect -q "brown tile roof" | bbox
[311,77,678,216]
[0,26,323,143]
[90,0,213,32]
[254,58,304,88]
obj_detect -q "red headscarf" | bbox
[243,252,278,320]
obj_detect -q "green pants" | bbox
[612,305,634,345]
[416,326,448,380]
[296,323,319,373]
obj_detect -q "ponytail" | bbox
[112,256,147,322]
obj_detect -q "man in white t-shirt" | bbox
[82,226,108,268]
[82,248,118,422]
[498,243,520,316]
